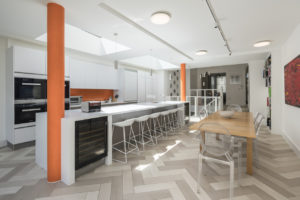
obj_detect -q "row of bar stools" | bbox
[112,107,185,163]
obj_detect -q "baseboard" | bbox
[0,140,7,148]
[281,132,300,158]
[7,141,35,150]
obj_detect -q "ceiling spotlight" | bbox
[195,50,207,56]
[151,11,171,25]
[253,40,272,47]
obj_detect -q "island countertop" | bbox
[63,101,186,121]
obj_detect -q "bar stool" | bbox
[112,119,139,163]
[149,112,164,144]
[160,110,174,137]
[177,107,185,128]
[134,115,155,151]
[169,109,180,130]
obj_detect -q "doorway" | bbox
[210,73,226,104]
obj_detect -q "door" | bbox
[14,78,47,100]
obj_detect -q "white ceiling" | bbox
[0,0,300,69]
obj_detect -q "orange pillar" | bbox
[180,63,186,101]
[47,3,65,182]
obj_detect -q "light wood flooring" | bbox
[0,125,300,200]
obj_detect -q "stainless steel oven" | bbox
[14,102,47,125]
[15,78,47,100]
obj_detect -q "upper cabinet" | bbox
[11,46,46,75]
[10,46,70,77]
[69,58,118,90]
[64,56,70,77]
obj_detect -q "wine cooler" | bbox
[75,116,107,170]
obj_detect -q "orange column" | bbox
[47,3,65,182]
[180,63,186,101]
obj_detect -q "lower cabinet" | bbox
[75,117,108,170]
[14,126,35,144]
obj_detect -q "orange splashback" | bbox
[70,89,113,102]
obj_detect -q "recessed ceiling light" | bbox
[195,50,207,55]
[253,40,272,47]
[151,11,171,25]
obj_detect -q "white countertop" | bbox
[37,101,186,122]
[64,101,185,121]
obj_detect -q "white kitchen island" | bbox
[36,101,187,185]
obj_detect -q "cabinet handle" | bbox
[22,83,41,86]
[21,108,41,112]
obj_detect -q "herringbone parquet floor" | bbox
[0,125,300,200]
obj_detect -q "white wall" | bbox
[272,23,300,152]
[248,60,268,119]
[271,48,284,134]
[0,37,7,147]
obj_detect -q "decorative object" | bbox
[168,70,180,96]
[219,111,235,118]
[284,55,300,107]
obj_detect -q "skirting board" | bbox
[281,132,300,159]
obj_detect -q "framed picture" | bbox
[284,55,300,107]
[230,75,241,84]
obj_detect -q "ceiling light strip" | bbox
[205,0,232,56]
[99,3,193,61]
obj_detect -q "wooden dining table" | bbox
[189,111,256,175]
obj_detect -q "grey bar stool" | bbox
[160,110,174,136]
[112,119,139,163]
[177,107,185,128]
[149,112,163,144]
[134,115,155,151]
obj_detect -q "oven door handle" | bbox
[21,108,42,112]
[21,83,42,86]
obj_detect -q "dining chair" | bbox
[197,122,238,200]
[226,104,242,112]
[236,114,265,168]
[198,107,208,120]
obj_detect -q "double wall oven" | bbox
[14,77,70,128]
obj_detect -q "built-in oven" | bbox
[15,102,47,125]
[15,78,47,100]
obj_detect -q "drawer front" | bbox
[14,126,35,144]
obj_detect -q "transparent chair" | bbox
[237,113,265,168]
[198,107,208,120]
[226,104,242,112]
[197,122,237,200]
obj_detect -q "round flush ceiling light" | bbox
[253,40,272,47]
[151,11,171,25]
[195,50,208,55]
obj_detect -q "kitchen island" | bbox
[36,101,187,185]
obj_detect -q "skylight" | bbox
[121,55,178,70]
[36,24,130,56]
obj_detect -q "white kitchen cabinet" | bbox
[69,58,118,90]
[70,58,86,89]
[65,56,70,77]
[14,126,35,144]
[11,46,46,75]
